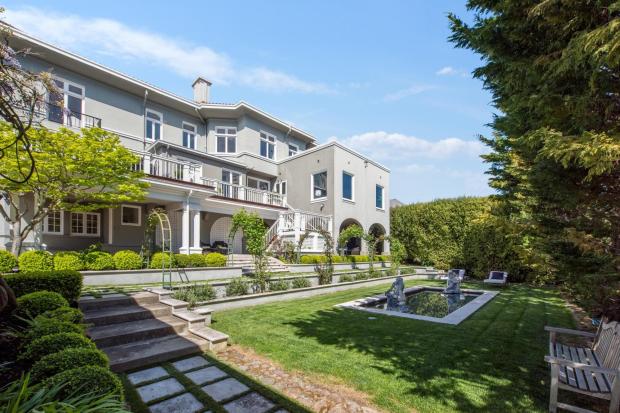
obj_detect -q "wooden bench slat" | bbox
[576,347,599,392]
[569,346,589,390]
[561,344,579,387]
[587,348,611,393]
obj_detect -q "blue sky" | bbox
[3,1,495,204]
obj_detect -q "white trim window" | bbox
[288,143,299,157]
[342,171,354,202]
[247,177,270,191]
[121,205,141,226]
[216,127,236,153]
[70,212,100,236]
[376,184,385,210]
[43,210,63,234]
[260,132,276,160]
[311,171,328,201]
[146,109,162,141]
[48,78,85,128]
[182,122,197,149]
[274,180,287,196]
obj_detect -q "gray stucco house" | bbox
[0,26,390,256]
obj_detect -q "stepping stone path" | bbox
[127,354,291,413]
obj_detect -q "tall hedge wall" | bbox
[391,197,529,281]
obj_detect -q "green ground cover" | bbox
[212,280,575,413]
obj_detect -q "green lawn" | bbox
[212,280,575,413]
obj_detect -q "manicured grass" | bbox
[212,280,574,413]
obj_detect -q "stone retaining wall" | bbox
[82,266,243,286]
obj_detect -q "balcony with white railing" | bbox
[131,152,202,184]
[265,209,333,252]
[202,178,287,208]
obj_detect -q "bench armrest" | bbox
[545,356,620,376]
[545,326,596,338]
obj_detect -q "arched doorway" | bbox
[339,218,362,255]
[369,223,386,254]
[211,217,243,253]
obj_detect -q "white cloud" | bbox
[331,131,486,160]
[4,7,332,94]
[383,84,435,102]
[436,66,458,76]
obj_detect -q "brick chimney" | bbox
[192,77,211,104]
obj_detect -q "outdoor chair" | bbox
[483,271,508,286]
[545,320,620,413]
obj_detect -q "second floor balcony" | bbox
[202,177,286,208]
[44,102,102,128]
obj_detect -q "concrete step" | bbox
[87,316,187,347]
[78,292,159,312]
[83,303,170,326]
[190,326,229,352]
[102,333,209,372]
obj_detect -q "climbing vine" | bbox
[230,210,269,292]
[387,236,405,275]
[315,227,335,285]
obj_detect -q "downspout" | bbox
[142,90,149,152]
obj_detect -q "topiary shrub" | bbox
[339,274,354,283]
[188,254,207,268]
[268,279,290,291]
[149,252,175,269]
[43,365,124,400]
[31,347,109,383]
[16,291,68,319]
[37,307,83,324]
[53,252,83,271]
[291,277,311,289]
[19,332,96,364]
[4,271,82,302]
[83,251,115,271]
[225,278,248,297]
[112,250,142,270]
[18,250,53,272]
[205,252,226,267]
[174,254,190,268]
[332,255,343,263]
[26,318,84,342]
[0,250,17,273]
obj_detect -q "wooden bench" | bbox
[545,322,620,413]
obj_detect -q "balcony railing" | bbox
[132,152,202,183]
[202,178,286,208]
[44,102,102,128]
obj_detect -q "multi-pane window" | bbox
[376,185,384,209]
[342,172,354,201]
[312,171,327,200]
[146,110,162,141]
[70,212,100,236]
[216,127,236,153]
[247,177,270,191]
[44,211,63,234]
[121,205,141,226]
[182,123,196,149]
[260,132,276,160]
[288,144,298,157]
[274,181,287,196]
[48,78,84,127]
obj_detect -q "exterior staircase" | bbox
[79,291,228,372]
[228,254,288,274]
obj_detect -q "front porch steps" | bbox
[228,254,289,274]
[79,291,228,372]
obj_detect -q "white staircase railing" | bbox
[265,209,333,252]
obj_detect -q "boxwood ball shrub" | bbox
[26,318,84,342]
[174,253,190,268]
[205,252,226,267]
[31,347,109,383]
[53,251,83,271]
[83,251,115,271]
[37,306,83,324]
[149,252,175,269]
[18,250,53,272]
[188,253,207,268]
[44,365,124,400]
[19,332,96,363]
[225,278,248,297]
[291,277,311,289]
[0,250,17,273]
[16,291,68,319]
[112,250,142,270]
[268,279,290,291]
[4,270,82,302]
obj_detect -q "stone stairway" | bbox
[228,254,288,273]
[79,291,228,372]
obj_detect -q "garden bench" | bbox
[483,271,508,286]
[545,321,620,413]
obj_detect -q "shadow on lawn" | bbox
[285,285,571,413]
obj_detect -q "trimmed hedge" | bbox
[37,306,83,324]
[205,252,226,267]
[26,317,84,341]
[16,291,68,319]
[84,251,115,271]
[18,250,53,272]
[269,279,290,291]
[31,347,109,383]
[0,250,17,272]
[112,250,142,270]
[188,253,207,267]
[53,251,83,271]
[4,270,83,302]
[149,252,175,269]
[19,332,96,363]
[174,253,190,268]
[44,365,124,400]
[291,277,311,289]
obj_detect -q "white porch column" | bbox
[179,201,191,254]
[190,210,202,254]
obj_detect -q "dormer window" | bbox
[182,122,196,149]
[146,110,162,141]
[216,127,236,153]
[260,132,276,160]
